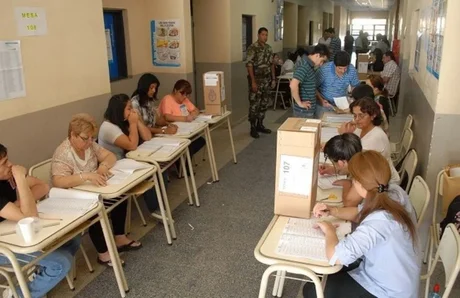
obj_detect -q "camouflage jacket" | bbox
[246,42,273,77]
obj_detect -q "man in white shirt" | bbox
[381,51,401,98]
[375,34,389,53]
[318,30,331,46]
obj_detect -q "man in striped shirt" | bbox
[290,44,330,118]
[316,51,360,119]
[328,28,342,62]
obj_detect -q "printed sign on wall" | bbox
[15,7,48,36]
[151,19,181,67]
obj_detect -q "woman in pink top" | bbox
[159,80,205,165]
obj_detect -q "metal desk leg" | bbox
[152,172,173,244]
[274,79,281,110]
[99,208,128,296]
[0,249,31,298]
[276,270,286,297]
[205,126,219,182]
[186,148,200,207]
[180,154,194,206]
[272,270,281,296]
[157,168,177,240]
[227,116,237,164]
[203,127,218,182]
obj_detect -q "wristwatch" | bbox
[161,127,166,134]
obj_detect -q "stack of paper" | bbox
[38,188,100,216]
[318,175,348,190]
[195,114,213,122]
[136,138,182,157]
[324,114,354,123]
[333,97,350,110]
[321,127,339,143]
[173,122,203,135]
[107,159,151,185]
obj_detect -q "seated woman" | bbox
[306,151,419,298]
[0,143,80,298]
[281,52,296,75]
[98,94,162,213]
[131,73,178,136]
[366,74,391,123]
[369,48,384,72]
[273,53,282,77]
[159,80,206,156]
[351,84,389,134]
[51,113,141,266]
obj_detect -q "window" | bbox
[242,15,253,61]
[351,19,388,41]
[103,10,128,81]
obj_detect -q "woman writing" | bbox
[51,113,142,266]
[304,151,420,298]
[131,73,177,136]
[367,74,391,123]
[98,94,163,213]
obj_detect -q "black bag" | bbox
[440,195,460,237]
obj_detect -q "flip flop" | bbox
[97,257,125,267]
[117,240,143,253]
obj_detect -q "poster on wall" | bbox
[14,7,48,36]
[426,0,447,79]
[150,19,181,67]
[0,41,26,101]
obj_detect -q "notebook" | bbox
[172,122,203,135]
[107,159,151,185]
[136,138,182,157]
[38,188,100,216]
[276,217,351,262]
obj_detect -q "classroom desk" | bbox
[274,73,294,110]
[195,110,237,167]
[0,201,129,298]
[126,138,198,244]
[255,214,347,297]
[159,122,219,183]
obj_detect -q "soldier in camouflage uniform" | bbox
[246,27,276,138]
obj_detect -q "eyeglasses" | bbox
[78,135,94,142]
[353,113,368,120]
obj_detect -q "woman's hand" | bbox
[185,114,194,122]
[86,173,108,187]
[165,125,178,134]
[319,164,335,176]
[96,163,111,177]
[338,122,356,134]
[128,110,139,125]
[315,221,337,235]
[332,179,352,188]
[313,203,330,218]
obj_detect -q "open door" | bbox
[309,21,314,45]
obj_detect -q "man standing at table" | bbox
[290,44,329,118]
[328,28,342,62]
[0,143,79,298]
[315,51,360,119]
[246,27,276,139]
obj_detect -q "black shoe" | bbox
[250,120,260,138]
[256,120,272,134]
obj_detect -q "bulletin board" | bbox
[274,0,284,41]
[426,0,447,79]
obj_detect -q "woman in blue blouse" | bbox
[305,150,420,298]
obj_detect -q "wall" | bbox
[350,10,389,20]
[297,5,308,46]
[284,2,299,49]
[334,5,348,41]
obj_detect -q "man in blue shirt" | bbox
[315,51,360,119]
[290,44,329,118]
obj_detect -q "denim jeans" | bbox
[293,108,316,119]
[314,104,336,119]
[0,236,80,298]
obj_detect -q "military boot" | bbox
[250,120,260,138]
[256,119,272,134]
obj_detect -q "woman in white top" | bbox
[339,97,400,184]
[280,52,296,75]
[306,151,420,298]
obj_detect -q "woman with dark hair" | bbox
[306,151,420,298]
[338,97,399,184]
[366,75,390,122]
[159,80,205,156]
[370,48,384,72]
[351,83,389,134]
[131,73,177,136]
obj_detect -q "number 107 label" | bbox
[278,155,313,197]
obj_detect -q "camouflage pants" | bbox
[248,78,271,122]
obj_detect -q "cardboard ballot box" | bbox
[357,54,370,80]
[274,118,321,218]
[203,71,227,115]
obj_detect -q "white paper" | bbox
[15,7,48,36]
[278,155,313,196]
[319,152,332,164]
[48,188,100,200]
[306,119,321,124]
[110,159,150,174]
[105,29,113,62]
[39,188,99,215]
[106,171,131,185]
[195,114,213,122]
[204,74,218,86]
[300,126,317,132]
[321,127,339,143]
[173,122,203,135]
[324,114,354,123]
[0,41,26,100]
[358,62,369,73]
[333,97,350,110]
[318,175,347,190]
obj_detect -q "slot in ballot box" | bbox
[274,118,321,218]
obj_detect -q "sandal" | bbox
[117,240,143,253]
[97,257,125,267]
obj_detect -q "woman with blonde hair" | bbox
[51,113,142,266]
[305,151,420,298]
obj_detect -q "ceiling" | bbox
[334,0,396,11]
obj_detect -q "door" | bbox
[308,21,314,45]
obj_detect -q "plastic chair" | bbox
[258,264,324,298]
[421,223,460,298]
[391,127,413,166]
[391,114,413,153]
[408,175,430,228]
[398,149,418,192]
[28,159,94,286]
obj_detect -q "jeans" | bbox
[143,172,169,213]
[314,104,336,119]
[293,108,315,119]
[0,237,80,298]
